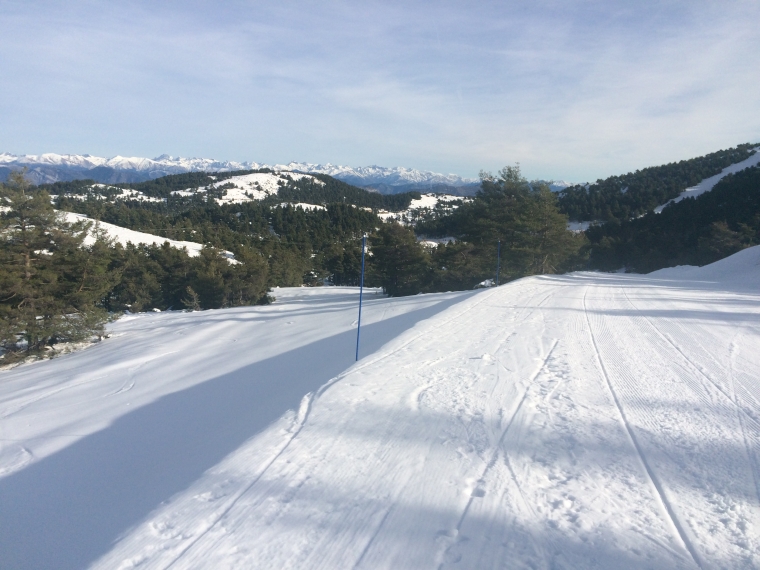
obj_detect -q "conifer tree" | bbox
[369,224,431,296]
[0,171,113,359]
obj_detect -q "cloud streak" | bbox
[1,0,758,181]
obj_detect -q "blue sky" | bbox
[2,0,758,182]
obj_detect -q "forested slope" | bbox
[587,165,760,272]
[558,144,756,222]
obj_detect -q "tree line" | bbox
[1,165,586,361]
[0,172,277,362]
[557,144,756,222]
[376,166,587,295]
[585,165,760,272]
[48,169,422,212]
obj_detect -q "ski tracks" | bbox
[623,288,760,510]
[436,340,559,570]
[113,287,514,570]
[92,275,760,569]
[162,392,316,569]
[583,285,704,569]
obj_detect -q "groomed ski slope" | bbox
[2,249,760,569]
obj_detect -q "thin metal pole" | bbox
[356,234,367,361]
[496,239,501,286]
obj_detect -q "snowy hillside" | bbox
[2,247,760,569]
[655,147,760,212]
[377,192,469,224]
[59,211,236,261]
[172,171,324,205]
[0,152,478,192]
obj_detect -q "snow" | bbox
[61,185,165,203]
[172,172,324,205]
[566,220,594,232]
[1,152,479,189]
[548,180,574,192]
[408,193,462,210]
[262,162,477,188]
[418,236,456,248]
[60,211,236,261]
[378,193,468,224]
[648,243,760,286]
[278,202,327,211]
[654,147,760,213]
[2,247,760,569]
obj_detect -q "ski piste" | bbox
[2,246,760,569]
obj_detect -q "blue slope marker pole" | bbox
[356,234,367,361]
[496,239,501,286]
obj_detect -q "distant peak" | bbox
[2,151,483,190]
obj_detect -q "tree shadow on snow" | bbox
[0,293,468,570]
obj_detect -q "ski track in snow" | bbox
[583,286,702,569]
[2,248,760,569]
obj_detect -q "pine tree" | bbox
[0,171,113,359]
[181,286,201,311]
[369,224,431,296]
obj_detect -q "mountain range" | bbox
[0,152,575,195]
[0,152,493,195]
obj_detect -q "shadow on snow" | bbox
[0,294,468,570]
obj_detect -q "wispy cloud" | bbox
[1,0,758,180]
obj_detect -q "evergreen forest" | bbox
[557,144,756,221]
[3,142,759,361]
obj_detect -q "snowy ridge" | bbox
[279,161,477,188]
[0,152,478,190]
[59,211,237,262]
[172,171,324,205]
[0,152,255,175]
[377,192,468,224]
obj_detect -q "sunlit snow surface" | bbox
[171,172,325,205]
[2,249,760,569]
[59,211,238,262]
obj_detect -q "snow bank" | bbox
[648,244,760,286]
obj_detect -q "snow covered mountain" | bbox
[279,161,479,194]
[0,153,258,185]
[654,148,760,212]
[0,152,480,194]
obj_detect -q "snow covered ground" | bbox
[171,172,324,205]
[2,248,760,569]
[52,185,165,203]
[377,193,468,224]
[59,211,237,262]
